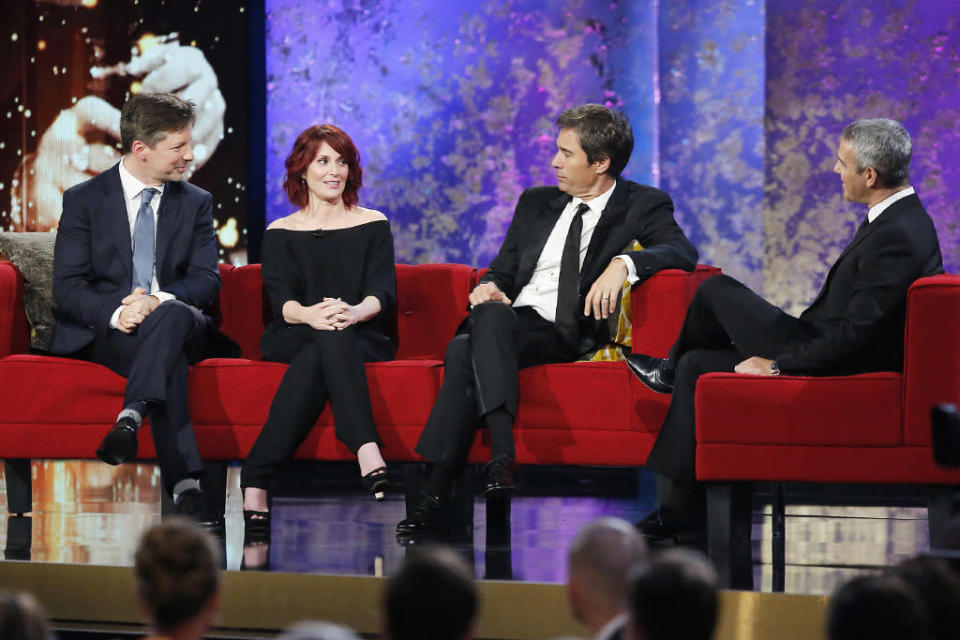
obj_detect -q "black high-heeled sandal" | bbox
[361,467,389,501]
[242,488,272,541]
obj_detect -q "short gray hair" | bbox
[842,118,912,188]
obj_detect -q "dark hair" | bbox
[890,557,960,640]
[120,92,196,153]
[629,549,717,640]
[841,118,912,188]
[134,519,221,634]
[827,574,929,640]
[0,590,50,640]
[283,124,363,208]
[555,104,634,178]
[384,547,477,640]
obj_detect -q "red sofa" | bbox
[695,274,960,589]
[0,259,718,513]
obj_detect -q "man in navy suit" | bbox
[628,118,944,542]
[51,92,229,520]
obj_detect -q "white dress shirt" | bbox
[513,181,623,322]
[867,186,915,223]
[110,158,176,328]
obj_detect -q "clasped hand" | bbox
[117,287,160,334]
[305,298,359,331]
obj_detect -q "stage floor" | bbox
[0,460,931,596]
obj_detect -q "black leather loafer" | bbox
[95,416,139,465]
[482,455,517,497]
[626,353,676,394]
[396,492,443,534]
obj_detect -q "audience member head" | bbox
[383,546,477,640]
[827,573,928,640]
[120,92,197,154]
[840,118,912,189]
[278,621,361,640]
[555,104,634,178]
[628,548,718,640]
[0,590,50,640]
[890,556,960,640]
[283,124,363,208]
[566,517,647,634]
[134,518,222,640]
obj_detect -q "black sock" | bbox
[424,465,455,498]
[485,408,515,460]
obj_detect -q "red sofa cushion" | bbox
[631,265,720,358]
[695,372,903,447]
[394,263,475,360]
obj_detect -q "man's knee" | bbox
[147,299,204,330]
[468,301,516,332]
[694,274,741,305]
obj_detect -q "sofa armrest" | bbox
[902,274,960,445]
[630,264,721,358]
[0,261,30,358]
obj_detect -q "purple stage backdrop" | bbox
[265,0,960,303]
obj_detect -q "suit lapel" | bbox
[580,181,628,291]
[518,192,569,285]
[155,182,183,285]
[103,165,134,282]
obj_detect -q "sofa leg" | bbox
[706,482,752,590]
[771,481,786,593]
[4,459,32,515]
[927,485,959,548]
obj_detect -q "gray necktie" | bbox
[132,188,159,293]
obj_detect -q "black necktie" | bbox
[555,202,590,346]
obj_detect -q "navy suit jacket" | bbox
[478,179,698,353]
[777,193,943,374]
[50,163,221,355]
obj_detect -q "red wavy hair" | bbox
[283,124,363,208]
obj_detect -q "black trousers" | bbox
[645,275,816,487]
[78,300,214,492]
[240,325,391,489]
[414,302,571,472]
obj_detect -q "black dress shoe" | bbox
[96,416,139,465]
[636,507,705,544]
[171,488,225,536]
[396,492,443,534]
[626,354,675,394]
[482,455,517,497]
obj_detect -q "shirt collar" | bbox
[118,156,165,202]
[593,612,628,640]
[573,180,617,216]
[867,186,914,223]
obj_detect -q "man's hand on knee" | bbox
[469,282,511,307]
[734,356,776,376]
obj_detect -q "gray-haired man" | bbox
[629,118,944,541]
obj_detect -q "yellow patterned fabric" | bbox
[580,240,643,362]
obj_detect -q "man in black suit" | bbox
[398,104,697,534]
[628,118,944,541]
[51,92,231,520]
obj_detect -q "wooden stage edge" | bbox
[0,560,829,639]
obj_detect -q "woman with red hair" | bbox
[240,124,396,537]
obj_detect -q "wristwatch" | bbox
[770,360,781,376]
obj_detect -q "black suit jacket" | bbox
[777,193,943,374]
[478,179,697,353]
[50,163,221,355]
